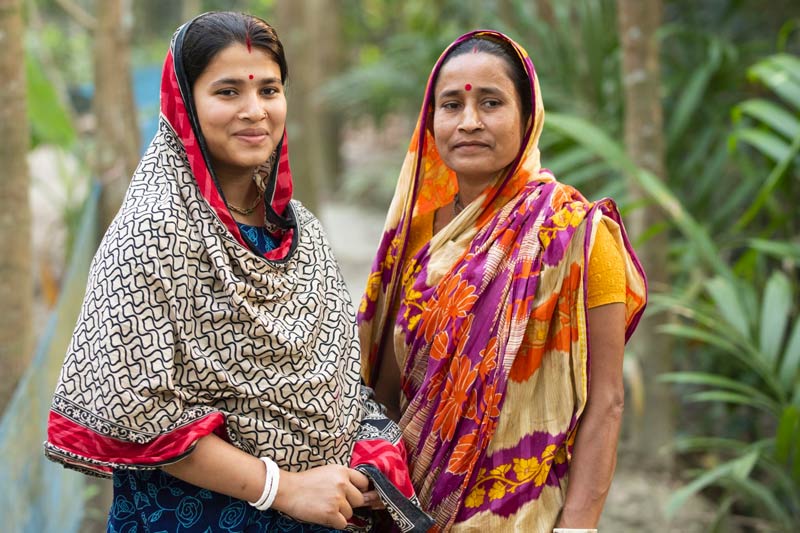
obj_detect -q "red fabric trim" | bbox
[350,438,415,498]
[47,410,226,466]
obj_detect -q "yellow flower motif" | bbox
[489,464,511,477]
[488,481,507,501]
[365,271,382,302]
[512,457,540,481]
[464,486,486,508]
[407,313,421,332]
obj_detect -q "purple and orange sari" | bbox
[358,31,647,531]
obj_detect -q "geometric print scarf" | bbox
[44,20,363,477]
[358,30,647,531]
[45,17,433,533]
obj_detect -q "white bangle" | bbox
[249,457,281,511]
[553,529,598,533]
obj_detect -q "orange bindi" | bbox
[465,83,472,91]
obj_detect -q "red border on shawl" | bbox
[47,410,226,467]
[350,438,415,498]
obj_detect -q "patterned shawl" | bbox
[44,20,363,477]
[358,30,647,531]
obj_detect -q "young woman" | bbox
[45,12,430,533]
[359,31,648,532]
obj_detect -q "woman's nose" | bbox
[238,92,266,121]
[458,103,483,131]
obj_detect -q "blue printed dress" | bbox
[108,468,343,532]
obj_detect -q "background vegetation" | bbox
[1,0,798,531]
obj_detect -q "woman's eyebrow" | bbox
[438,86,503,99]
[209,76,281,87]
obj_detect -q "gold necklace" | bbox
[228,194,262,216]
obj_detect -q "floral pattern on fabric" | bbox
[108,468,343,533]
[357,30,648,532]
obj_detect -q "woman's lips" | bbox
[234,128,268,144]
[453,141,490,152]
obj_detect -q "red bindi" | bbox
[465,83,472,91]
[249,74,254,80]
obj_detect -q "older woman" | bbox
[45,12,430,533]
[359,31,647,532]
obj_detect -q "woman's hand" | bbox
[272,464,371,529]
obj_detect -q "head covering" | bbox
[44,14,361,477]
[358,30,647,530]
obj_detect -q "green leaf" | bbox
[747,239,800,262]
[660,372,779,413]
[665,451,759,517]
[780,318,800,393]
[734,99,800,140]
[667,55,718,146]
[657,323,740,353]
[25,54,75,148]
[719,475,795,529]
[734,128,792,162]
[706,277,750,338]
[736,129,800,230]
[774,406,799,464]
[685,390,777,416]
[749,56,800,110]
[547,112,731,277]
[760,272,793,371]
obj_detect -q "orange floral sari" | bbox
[358,31,647,531]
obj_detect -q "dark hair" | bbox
[181,12,288,89]
[440,36,531,121]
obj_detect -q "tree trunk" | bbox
[274,0,342,212]
[94,0,139,231]
[617,0,674,471]
[315,2,343,193]
[0,0,33,413]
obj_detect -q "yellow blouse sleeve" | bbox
[586,219,626,309]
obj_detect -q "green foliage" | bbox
[656,270,800,530]
[731,53,800,231]
[26,54,75,148]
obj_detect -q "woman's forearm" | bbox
[557,395,623,527]
[161,432,265,503]
[557,302,626,528]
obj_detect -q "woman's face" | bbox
[432,52,524,186]
[193,43,287,182]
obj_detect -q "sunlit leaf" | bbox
[665,451,759,517]
[749,55,800,110]
[734,99,800,140]
[686,390,777,416]
[748,239,800,261]
[706,277,750,338]
[660,372,779,413]
[25,54,75,148]
[760,272,793,371]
